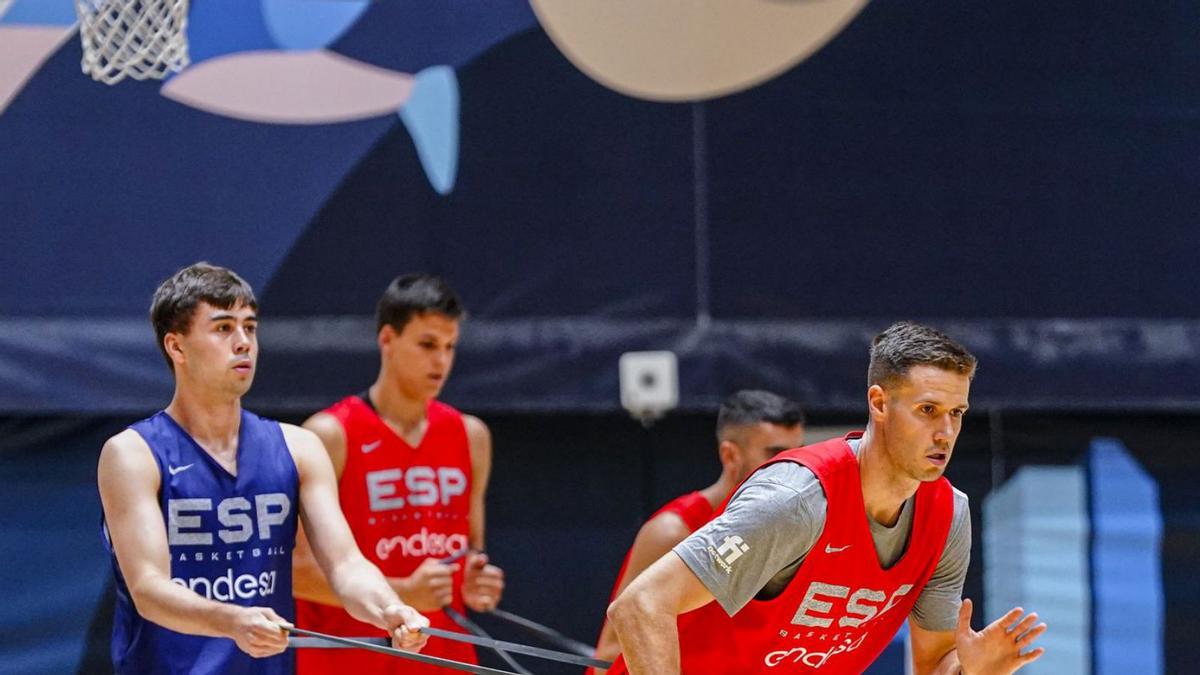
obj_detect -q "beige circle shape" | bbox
[530,0,868,102]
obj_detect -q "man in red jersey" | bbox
[590,390,806,671]
[608,322,1048,674]
[292,274,504,674]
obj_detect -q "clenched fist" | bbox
[462,551,505,613]
[383,603,430,652]
[394,557,459,611]
[231,606,290,658]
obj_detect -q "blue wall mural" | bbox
[2,2,1200,413]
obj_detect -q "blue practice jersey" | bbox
[103,410,299,675]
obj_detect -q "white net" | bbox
[75,0,190,85]
[0,0,13,20]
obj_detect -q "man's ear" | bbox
[718,439,739,471]
[377,324,395,350]
[867,384,888,422]
[163,332,186,369]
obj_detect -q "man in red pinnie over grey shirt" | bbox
[608,322,1048,674]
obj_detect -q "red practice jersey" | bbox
[296,395,476,674]
[609,434,954,674]
[588,492,714,674]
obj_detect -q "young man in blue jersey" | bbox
[97,262,430,674]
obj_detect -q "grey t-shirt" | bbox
[674,439,971,631]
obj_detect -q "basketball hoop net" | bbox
[75,0,190,85]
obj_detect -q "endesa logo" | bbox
[172,568,278,601]
[764,633,867,669]
[376,527,469,560]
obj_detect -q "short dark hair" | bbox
[868,321,977,388]
[716,390,806,442]
[376,274,465,333]
[150,262,257,370]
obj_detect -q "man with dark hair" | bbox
[590,390,806,671]
[98,262,429,675]
[608,321,1047,674]
[293,274,503,674]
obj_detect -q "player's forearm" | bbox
[468,506,486,551]
[130,576,243,638]
[607,590,681,675]
[328,556,406,629]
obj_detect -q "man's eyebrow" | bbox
[207,312,257,322]
[914,398,970,411]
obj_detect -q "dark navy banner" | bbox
[4,317,1200,414]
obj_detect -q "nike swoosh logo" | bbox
[362,440,382,453]
[824,544,851,554]
[168,463,194,476]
